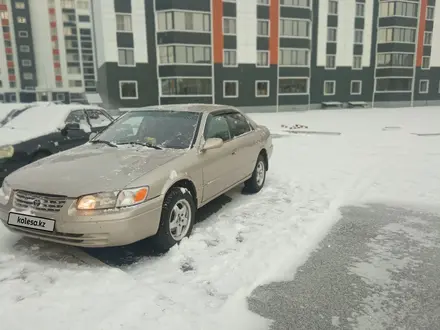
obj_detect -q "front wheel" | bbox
[152,187,196,252]
[244,154,266,194]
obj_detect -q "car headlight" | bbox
[76,187,149,210]
[0,145,14,159]
[0,180,12,200]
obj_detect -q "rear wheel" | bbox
[152,187,196,252]
[244,154,266,194]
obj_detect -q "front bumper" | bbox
[0,192,164,248]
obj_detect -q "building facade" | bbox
[0,0,98,103]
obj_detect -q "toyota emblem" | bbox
[33,199,42,207]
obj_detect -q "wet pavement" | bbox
[248,204,440,330]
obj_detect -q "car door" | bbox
[58,110,92,151]
[201,113,242,203]
[85,109,113,134]
[225,111,260,178]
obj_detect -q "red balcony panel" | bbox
[5,47,12,54]
[51,35,58,41]
[7,61,14,68]
[48,8,55,14]
[55,75,62,81]
[52,49,59,55]
[50,21,57,28]
[54,62,60,68]
[8,75,16,81]
[1,19,8,26]
[3,32,10,40]
[0,4,7,11]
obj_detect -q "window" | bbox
[86,110,112,128]
[327,27,337,42]
[22,59,31,67]
[257,51,269,67]
[257,20,269,36]
[15,2,25,9]
[278,78,308,94]
[377,53,414,67]
[161,78,212,96]
[0,11,9,19]
[19,45,30,52]
[424,31,432,45]
[55,67,62,75]
[376,78,412,92]
[354,29,363,44]
[256,81,269,97]
[426,7,435,20]
[64,27,76,36]
[280,19,310,37]
[355,2,365,17]
[280,0,310,7]
[67,53,79,62]
[378,27,416,43]
[56,94,65,102]
[225,113,251,138]
[353,55,362,69]
[324,81,336,95]
[205,115,231,141]
[65,110,87,125]
[419,80,429,94]
[116,14,132,32]
[118,48,135,66]
[17,16,26,23]
[68,66,81,74]
[83,54,94,62]
[326,55,336,69]
[119,81,138,99]
[10,82,17,89]
[379,1,418,18]
[61,0,75,8]
[23,73,33,80]
[157,11,211,32]
[69,80,82,87]
[77,0,89,10]
[351,80,362,95]
[18,31,28,38]
[422,56,430,69]
[159,45,211,64]
[78,15,90,22]
[258,0,270,5]
[223,81,238,98]
[224,49,237,66]
[329,0,338,15]
[279,48,309,66]
[56,81,63,88]
[223,17,236,34]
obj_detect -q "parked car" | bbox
[0,103,37,127]
[0,104,273,251]
[0,103,113,184]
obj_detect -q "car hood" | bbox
[6,143,185,197]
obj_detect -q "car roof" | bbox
[132,104,236,114]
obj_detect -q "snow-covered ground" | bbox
[1,107,440,330]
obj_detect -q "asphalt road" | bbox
[248,203,440,330]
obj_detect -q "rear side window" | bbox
[204,114,231,141]
[65,110,87,124]
[225,113,251,138]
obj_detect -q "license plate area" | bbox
[7,212,55,232]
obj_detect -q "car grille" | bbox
[13,190,67,212]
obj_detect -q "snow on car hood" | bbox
[0,126,53,146]
[5,143,185,197]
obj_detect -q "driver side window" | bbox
[65,110,88,128]
[204,115,231,141]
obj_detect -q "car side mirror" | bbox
[201,138,223,151]
[89,132,97,141]
[61,122,81,136]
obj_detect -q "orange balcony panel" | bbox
[3,32,10,40]
[55,75,62,81]
[0,4,7,11]
[48,8,55,14]
[1,19,8,26]
[5,47,12,54]
[54,62,60,68]
[7,61,13,68]
[52,49,59,55]
[8,75,16,81]
[50,21,56,28]
[51,35,58,41]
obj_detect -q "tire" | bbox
[244,154,267,194]
[152,187,196,252]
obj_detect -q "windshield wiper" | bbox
[117,142,163,150]
[89,139,117,147]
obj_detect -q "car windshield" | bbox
[95,110,201,150]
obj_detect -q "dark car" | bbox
[0,104,113,184]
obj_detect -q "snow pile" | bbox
[1,106,440,329]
